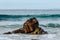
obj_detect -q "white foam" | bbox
[0,34,59,40]
[0,21,24,26]
[0,36,12,40]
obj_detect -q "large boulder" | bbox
[4,17,47,34]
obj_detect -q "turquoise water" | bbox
[0,13,60,27]
[0,10,60,40]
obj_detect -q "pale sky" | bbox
[0,0,60,9]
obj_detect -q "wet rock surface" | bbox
[4,17,47,34]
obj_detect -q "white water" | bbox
[0,34,60,40]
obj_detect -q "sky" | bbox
[0,0,60,9]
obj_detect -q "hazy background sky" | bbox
[0,0,60,9]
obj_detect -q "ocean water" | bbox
[0,10,60,40]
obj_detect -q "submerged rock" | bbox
[4,17,47,34]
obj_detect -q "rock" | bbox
[23,17,39,33]
[4,28,25,34]
[3,17,47,34]
[4,32,12,34]
[12,28,25,33]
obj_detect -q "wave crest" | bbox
[0,14,60,20]
[40,23,60,28]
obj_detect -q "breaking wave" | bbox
[0,14,60,20]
